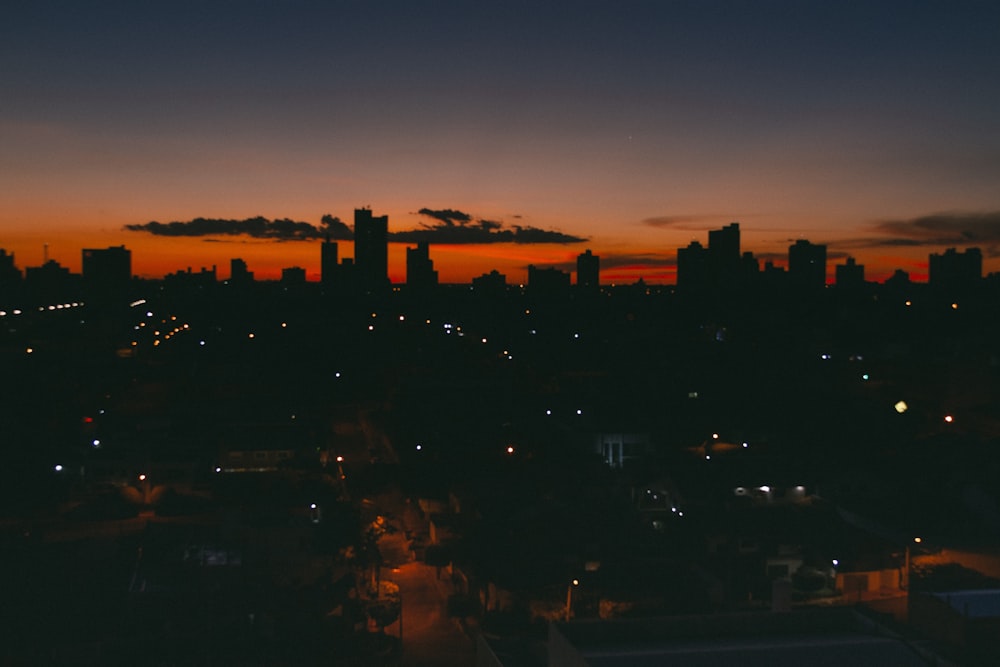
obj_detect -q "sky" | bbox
[3,1,1000,284]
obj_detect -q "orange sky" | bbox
[2,3,998,285]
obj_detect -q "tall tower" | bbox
[576,249,600,291]
[708,222,740,291]
[321,236,339,287]
[354,208,389,292]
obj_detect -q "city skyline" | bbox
[3,2,999,283]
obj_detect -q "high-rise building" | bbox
[708,222,741,291]
[0,249,20,284]
[354,208,389,293]
[929,247,981,290]
[676,240,708,292]
[82,245,131,294]
[576,249,600,291]
[321,236,339,287]
[406,241,438,290]
[788,240,827,291]
[835,256,865,289]
[708,222,740,265]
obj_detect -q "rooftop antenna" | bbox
[43,243,49,264]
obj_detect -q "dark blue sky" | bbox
[3,1,999,281]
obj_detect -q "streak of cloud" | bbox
[875,211,1000,246]
[125,215,351,241]
[125,209,583,245]
[392,208,586,244]
[641,215,730,230]
[830,211,1000,257]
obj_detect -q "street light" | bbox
[565,579,579,621]
[904,537,922,590]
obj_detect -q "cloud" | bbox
[319,214,353,240]
[391,208,586,244]
[641,214,740,229]
[829,211,1000,257]
[416,208,473,226]
[125,209,583,245]
[125,215,352,241]
[874,211,1000,246]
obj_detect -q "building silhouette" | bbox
[527,265,571,296]
[835,256,865,289]
[576,249,600,291]
[321,236,339,287]
[164,265,217,290]
[675,223,756,295]
[406,241,438,290]
[353,208,389,293]
[472,270,508,297]
[0,248,21,298]
[281,266,306,285]
[25,259,77,302]
[709,222,740,265]
[788,239,827,291]
[82,245,131,297]
[929,247,981,291]
[676,240,708,293]
[229,258,254,285]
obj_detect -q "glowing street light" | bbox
[565,579,580,621]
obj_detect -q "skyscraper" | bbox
[708,222,740,265]
[676,240,708,293]
[321,236,339,287]
[708,222,741,291]
[788,240,827,291]
[576,249,600,291]
[354,208,388,293]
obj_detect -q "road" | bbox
[376,494,476,667]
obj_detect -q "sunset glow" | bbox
[2,2,998,285]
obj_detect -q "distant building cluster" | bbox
[0,212,993,306]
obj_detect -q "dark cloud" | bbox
[125,215,353,241]
[392,208,586,244]
[829,211,1000,257]
[319,214,353,240]
[874,211,1000,245]
[416,208,473,226]
[125,209,583,245]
